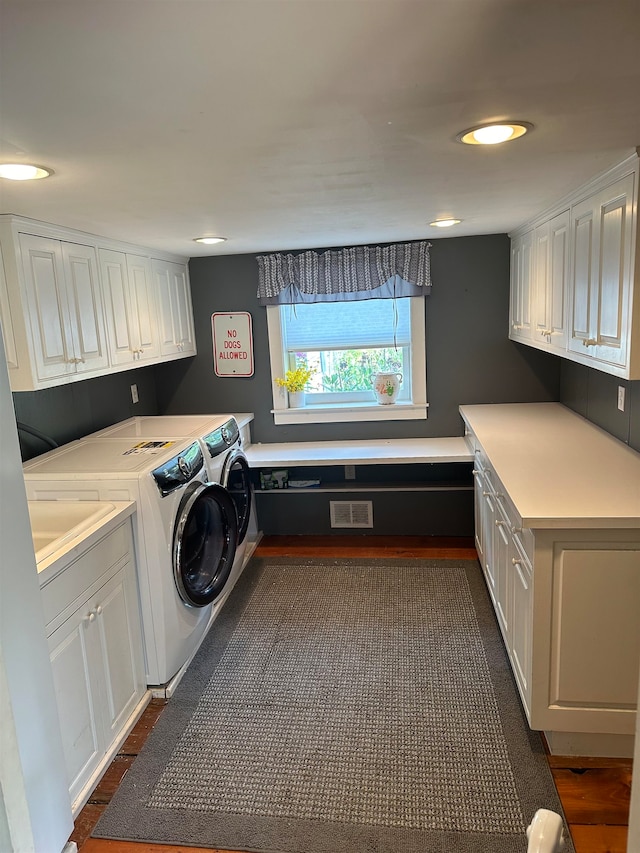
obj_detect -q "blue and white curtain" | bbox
[256,241,432,305]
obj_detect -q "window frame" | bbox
[266,300,428,425]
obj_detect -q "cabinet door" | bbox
[61,242,109,374]
[569,174,634,368]
[509,231,533,341]
[510,551,532,712]
[100,249,137,366]
[48,605,103,806]
[94,565,146,742]
[533,211,570,352]
[480,479,497,600]
[154,258,181,355]
[494,516,511,640]
[127,254,159,361]
[472,463,485,565]
[20,233,76,381]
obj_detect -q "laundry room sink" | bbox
[27,501,118,564]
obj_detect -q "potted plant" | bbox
[275,365,315,408]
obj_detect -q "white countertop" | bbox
[459,403,640,529]
[244,436,472,467]
[33,500,136,585]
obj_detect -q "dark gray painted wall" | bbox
[155,235,561,442]
[560,361,640,452]
[12,365,159,460]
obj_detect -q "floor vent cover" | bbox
[330,500,373,529]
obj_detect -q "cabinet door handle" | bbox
[85,610,96,623]
[95,605,103,616]
[511,557,522,566]
[495,520,505,527]
[482,491,491,497]
[583,337,597,347]
[511,526,522,534]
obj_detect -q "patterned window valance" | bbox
[256,240,432,305]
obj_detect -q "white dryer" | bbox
[88,415,254,585]
[23,437,239,690]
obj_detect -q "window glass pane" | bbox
[282,298,411,351]
[292,348,406,395]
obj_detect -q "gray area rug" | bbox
[93,557,574,852]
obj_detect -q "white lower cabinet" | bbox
[464,409,640,750]
[42,519,148,814]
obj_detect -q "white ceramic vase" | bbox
[373,371,402,405]
[288,390,305,408]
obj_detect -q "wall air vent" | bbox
[329,500,373,529]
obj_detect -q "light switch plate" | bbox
[131,383,139,404]
[617,386,625,412]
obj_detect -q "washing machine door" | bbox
[173,482,238,607]
[222,450,252,546]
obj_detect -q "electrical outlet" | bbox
[131,383,139,404]
[345,465,356,480]
[617,386,625,412]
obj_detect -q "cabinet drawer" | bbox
[41,522,131,630]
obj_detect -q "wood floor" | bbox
[73,536,632,853]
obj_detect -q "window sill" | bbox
[271,401,428,426]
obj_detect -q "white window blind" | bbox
[281,299,411,352]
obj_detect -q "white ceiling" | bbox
[1,0,639,258]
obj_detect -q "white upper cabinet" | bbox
[509,230,533,342]
[532,209,570,354]
[20,234,109,382]
[568,173,635,370]
[152,258,196,357]
[99,249,160,366]
[510,153,640,379]
[0,216,197,391]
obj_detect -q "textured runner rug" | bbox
[93,557,574,852]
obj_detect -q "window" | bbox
[267,298,427,425]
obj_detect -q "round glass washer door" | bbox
[173,482,238,607]
[222,451,252,546]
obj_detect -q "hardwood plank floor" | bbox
[73,536,632,853]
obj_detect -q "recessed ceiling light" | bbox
[0,163,52,180]
[193,236,227,245]
[456,122,533,145]
[429,218,461,228]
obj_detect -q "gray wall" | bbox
[12,365,159,460]
[155,235,561,441]
[560,361,640,452]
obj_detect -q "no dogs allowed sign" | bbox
[212,312,254,377]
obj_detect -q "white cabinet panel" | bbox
[509,230,533,341]
[153,258,196,357]
[62,242,109,373]
[569,173,634,369]
[532,210,570,353]
[48,611,102,804]
[100,249,159,366]
[0,243,18,370]
[550,547,640,709]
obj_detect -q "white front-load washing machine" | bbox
[87,415,255,585]
[23,437,239,690]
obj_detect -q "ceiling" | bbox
[1,0,639,258]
